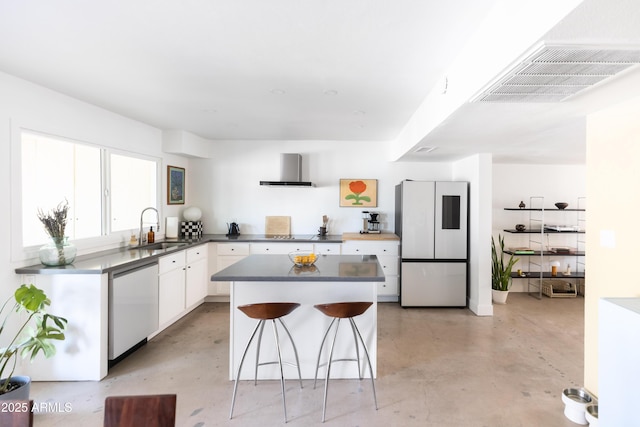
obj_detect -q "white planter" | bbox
[0,376,31,401]
[562,388,593,425]
[492,289,509,304]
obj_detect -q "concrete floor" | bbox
[30,293,585,426]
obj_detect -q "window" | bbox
[20,131,159,247]
[110,153,157,232]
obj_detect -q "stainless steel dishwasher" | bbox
[109,262,159,362]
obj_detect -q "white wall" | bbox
[455,154,493,315]
[492,163,586,292]
[584,94,640,395]
[0,71,191,315]
[192,141,456,235]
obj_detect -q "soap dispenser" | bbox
[147,226,155,243]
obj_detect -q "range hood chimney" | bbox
[260,153,314,187]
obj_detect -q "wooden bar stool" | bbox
[313,301,378,422]
[230,302,302,423]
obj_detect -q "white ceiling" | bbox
[1,0,639,164]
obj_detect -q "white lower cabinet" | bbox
[158,250,186,328]
[342,240,400,301]
[157,244,208,331]
[212,243,250,295]
[185,245,208,308]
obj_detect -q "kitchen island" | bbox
[211,254,384,380]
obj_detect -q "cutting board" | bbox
[265,216,291,235]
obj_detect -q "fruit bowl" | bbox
[555,202,569,210]
[288,251,320,267]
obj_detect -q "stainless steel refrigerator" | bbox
[395,180,468,307]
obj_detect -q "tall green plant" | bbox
[491,234,519,291]
[0,284,67,394]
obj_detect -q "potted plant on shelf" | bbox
[37,200,77,266]
[0,284,67,400]
[491,234,519,304]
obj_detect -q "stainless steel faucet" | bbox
[139,207,160,244]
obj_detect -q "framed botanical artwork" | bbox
[339,179,377,207]
[167,165,185,205]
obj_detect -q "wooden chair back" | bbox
[104,394,176,427]
[0,400,33,427]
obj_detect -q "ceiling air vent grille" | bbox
[473,45,640,103]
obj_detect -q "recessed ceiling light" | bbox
[323,89,338,96]
[352,110,366,115]
[270,89,286,95]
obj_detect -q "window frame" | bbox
[11,127,162,263]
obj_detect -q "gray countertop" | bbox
[211,254,385,282]
[15,234,343,275]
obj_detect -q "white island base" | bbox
[230,280,377,381]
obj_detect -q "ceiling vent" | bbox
[472,44,640,103]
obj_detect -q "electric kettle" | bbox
[227,222,240,236]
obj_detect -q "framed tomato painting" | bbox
[339,179,377,207]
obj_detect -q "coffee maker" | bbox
[360,211,381,234]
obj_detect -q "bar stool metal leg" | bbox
[230,319,263,420]
[271,319,288,423]
[348,320,362,379]
[350,318,378,410]
[278,318,304,389]
[314,317,336,388]
[254,320,266,385]
[322,318,343,422]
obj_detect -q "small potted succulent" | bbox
[0,284,67,400]
[491,234,519,304]
[37,200,77,266]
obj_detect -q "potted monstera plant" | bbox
[491,234,519,304]
[0,284,67,400]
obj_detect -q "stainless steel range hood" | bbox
[260,153,314,187]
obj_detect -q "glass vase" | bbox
[39,237,77,266]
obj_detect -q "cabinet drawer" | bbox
[314,243,341,254]
[159,251,186,275]
[217,243,250,256]
[250,242,314,254]
[377,255,399,276]
[186,244,208,263]
[342,241,399,256]
[378,276,398,296]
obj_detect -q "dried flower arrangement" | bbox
[36,200,75,266]
[37,200,69,242]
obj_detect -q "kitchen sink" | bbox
[131,242,188,251]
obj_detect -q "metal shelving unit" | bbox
[503,196,586,299]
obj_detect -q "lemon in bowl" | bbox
[288,251,320,267]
